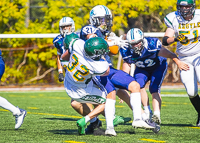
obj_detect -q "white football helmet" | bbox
[59,17,75,37]
[89,5,113,31]
[126,28,144,55]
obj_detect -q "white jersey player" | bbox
[162,0,200,127]
[62,35,111,135]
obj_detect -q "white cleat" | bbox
[152,114,161,125]
[15,108,27,129]
[132,119,155,129]
[105,128,117,136]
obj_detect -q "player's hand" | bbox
[107,36,129,49]
[174,34,188,42]
[176,60,189,71]
[58,73,64,82]
[119,98,124,103]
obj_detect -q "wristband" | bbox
[58,69,63,73]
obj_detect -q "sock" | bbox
[190,95,200,115]
[84,115,90,124]
[142,113,148,120]
[105,98,115,129]
[154,110,160,119]
[130,92,142,120]
[89,117,97,123]
[0,96,20,115]
[144,106,150,114]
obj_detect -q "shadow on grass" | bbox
[161,123,194,127]
[41,117,78,121]
[48,129,78,135]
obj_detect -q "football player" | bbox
[0,49,27,129]
[80,5,159,136]
[62,35,111,135]
[162,0,200,126]
[120,28,189,125]
[53,17,76,82]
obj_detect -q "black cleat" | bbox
[85,118,102,134]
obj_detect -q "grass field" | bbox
[0,89,200,143]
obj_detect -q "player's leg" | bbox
[141,88,153,119]
[71,99,94,116]
[189,56,200,126]
[75,93,106,135]
[110,69,156,129]
[134,68,153,119]
[95,75,131,127]
[0,61,26,129]
[149,60,167,125]
[93,76,116,136]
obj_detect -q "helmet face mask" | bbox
[84,37,109,61]
[130,41,144,55]
[126,28,144,55]
[177,0,195,19]
[59,17,75,37]
[90,5,113,31]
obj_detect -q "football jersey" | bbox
[80,25,112,64]
[120,37,166,72]
[53,35,66,55]
[164,9,200,57]
[65,39,109,88]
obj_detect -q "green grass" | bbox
[0,90,200,143]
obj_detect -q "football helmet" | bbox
[59,17,75,37]
[126,28,144,55]
[89,5,113,31]
[177,0,195,19]
[84,37,109,61]
[63,33,79,49]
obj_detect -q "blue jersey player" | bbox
[53,17,76,82]
[120,28,189,125]
[0,49,27,129]
[80,5,159,136]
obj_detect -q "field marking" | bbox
[27,107,39,109]
[140,138,166,142]
[0,109,106,121]
[64,141,85,143]
[188,127,200,129]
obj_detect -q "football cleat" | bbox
[196,114,200,127]
[113,115,131,126]
[105,127,117,136]
[152,114,161,125]
[132,119,156,129]
[77,118,86,135]
[15,108,27,129]
[85,118,102,134]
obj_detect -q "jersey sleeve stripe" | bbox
[164,16,173,27]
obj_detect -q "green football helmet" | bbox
[177,0,195,19]
[63,33,79,49]
[84,37,109,61]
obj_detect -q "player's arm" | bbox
[158,47,189,71]
[57,49,64,82]
[162,28,176,46]
[61,49,70,61]
[162,28,188,46]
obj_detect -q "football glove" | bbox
[174,34,188,42]
[58,73,64,82]
[107,35,129,49]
